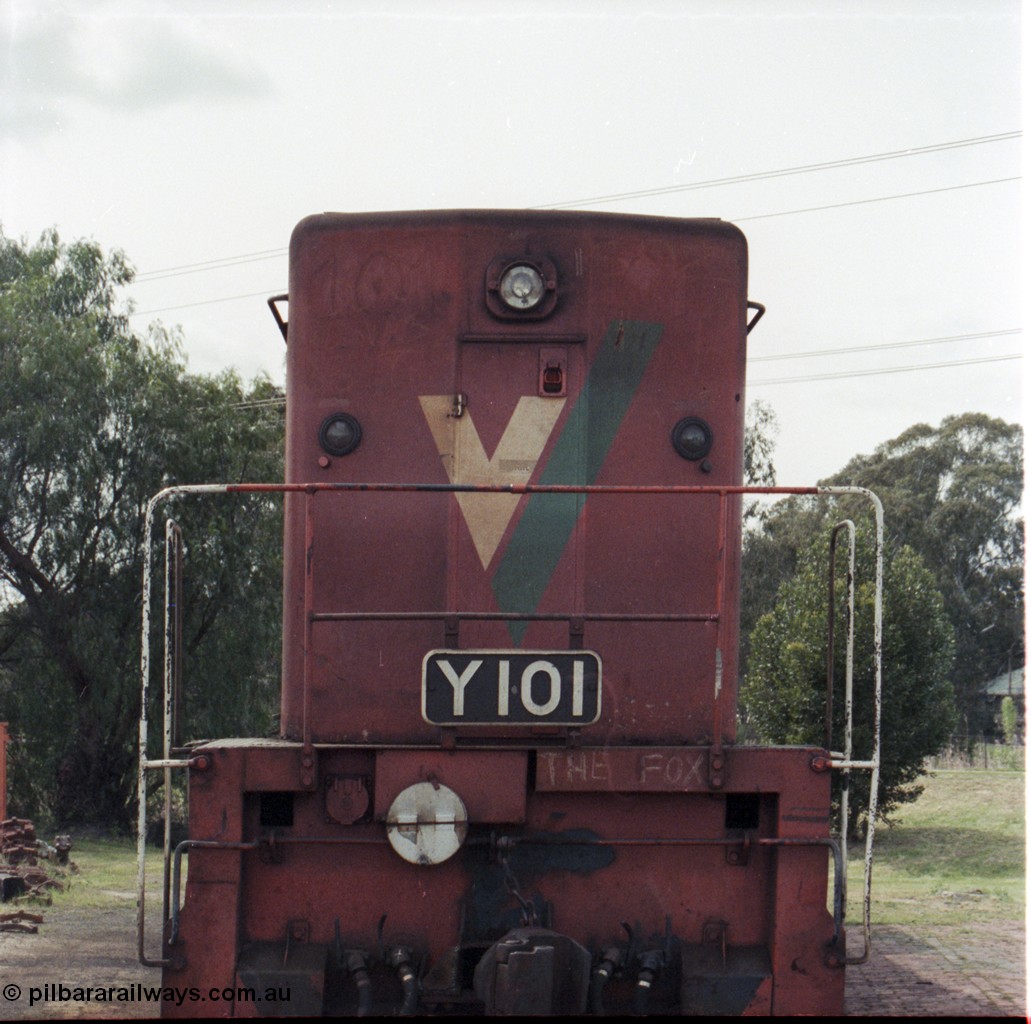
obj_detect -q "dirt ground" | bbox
[0,902,1024,1018]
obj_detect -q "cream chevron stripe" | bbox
[419,395,566,569]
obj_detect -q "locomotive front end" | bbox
[141,210,875,1016]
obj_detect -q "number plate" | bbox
[422,650,602,726]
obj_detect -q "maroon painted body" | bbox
[164,212,844,1016]
[281,211,746,746]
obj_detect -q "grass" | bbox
[844,769,1026,927]
[11,836,162,914]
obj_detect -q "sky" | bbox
[0,0,1023,485]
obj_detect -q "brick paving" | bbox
[846,921,1027,1018]
[1,906,1026,1017]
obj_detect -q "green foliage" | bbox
[742,414,1023,734]
[0,228,284,828]
[1000,696,1018,745]
[743,532,957,832]
[825,414,1024,730]
[744,399,778,487]
[742,399,778,524]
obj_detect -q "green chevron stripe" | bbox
[492,319,664,641]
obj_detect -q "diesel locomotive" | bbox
[137,210,881,1016]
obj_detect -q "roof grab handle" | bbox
[268,294,288,342]
[746,301,766,335]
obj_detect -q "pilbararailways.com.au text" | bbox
[2,982,291,1008]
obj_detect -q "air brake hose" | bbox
[590,947,622,1015]
[346,951,373,1017]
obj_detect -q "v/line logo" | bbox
[420,319,664,641]
[418,394,565,569]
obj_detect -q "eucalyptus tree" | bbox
[0,229,284,826]
[741,413,1023,734]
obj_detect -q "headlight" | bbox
[498,263,546,310]
[485,255,557,319]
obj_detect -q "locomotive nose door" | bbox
[420,331,586,653]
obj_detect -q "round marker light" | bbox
[498,263,546,310]
[319,413,362,456]
[672,417,713,461]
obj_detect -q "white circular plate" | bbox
[385,781,469,865]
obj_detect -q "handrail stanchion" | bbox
[818,491,883,966]
[135,480,882,968]
[826,520,856,899]
[137,484,231,968]
[162,520,183,939]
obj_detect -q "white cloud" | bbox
[1,4,271,138]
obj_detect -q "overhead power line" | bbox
[750,353,1021,387]
[750,328,1021,363]
[131,131,1019,284]
[537,130,1021,210]
[128,175,1017,319]
[132,289,275,316]
[734,176,1019,223]
[228,397,287,410]
[136,249,287,283]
